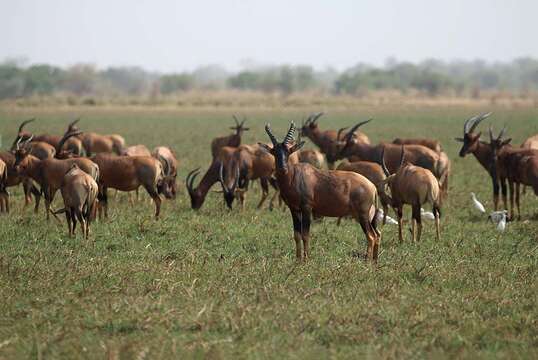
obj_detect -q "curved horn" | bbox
[464,112,491,134]
[232,115,240,127]
[185,168,200,194]
[398,145,405,169]
[345,119,372,142]
[337,127,348,141]
[219,162,227,191]
[283,122,296,146]
[265,124,278,146]
[57,130,82,152]
[18,118,35,134]
[497,124,507,141]
[311,112,324,124]
[23,134,34,146]
[69,118,80,127]
[380,146,390,177]
[159,155,172,176]
[489,125,495,143]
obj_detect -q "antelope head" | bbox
[337,118,372,159]
[10,118,35,151]
[259,122,305,173]
[56,130,83,159]
[379,144,405,197]
[66,118,81,133]
[299,112,324,137]
[488,125,511,161]
[13,136,34,174]
[157,155,176,199]
[185,168,202,209]
[455,112,491,157]
[219,162,240,209]
[231,115,250,135]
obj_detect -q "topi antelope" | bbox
[455,113,507,210]
[260,122,381,262]
[338,119,450,199]
[53,164,98,239]
[489,130,538,220]
[91,153,171,219]
[0,150,42,213]
[392,138,442,153]
[14,141,99,220]
[210,115,250,159]
[300,112,370,169]
[380,146,441,243]
[152,147,179,199]
[0,159,7,213]
[81,132,125,156]
[121,144,151,157]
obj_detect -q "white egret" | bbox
[471,192,486,213]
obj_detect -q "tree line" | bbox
[1,57,538,100]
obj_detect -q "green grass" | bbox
[0,105,537,359]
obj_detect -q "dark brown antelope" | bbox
[260,122,381,262]
[0,159,7,213]
[380,146,441,243]
[300,113,370,169]
[186,147,236,210]
[455,113,508,210]
[338,120,450,198]
[210,115,250,159]
[489,130,538,220]
[91,154,171,219]
[392,138,442,153]
[52,164,98,238]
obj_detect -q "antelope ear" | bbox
[257,142,272,152]
[243,127,250,131]
[454,137,464,142]
[289,141,305,154]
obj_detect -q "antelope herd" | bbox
[1,112,537,263]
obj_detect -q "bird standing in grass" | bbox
[496,212,507,232]
[471,192,486,213]
[421,208,436,220]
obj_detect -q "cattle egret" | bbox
[496,212,507,232]
[471,192,486,213]
[376,209,398,225]
[421,208,436,220]
[488,210,508,224]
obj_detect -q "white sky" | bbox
[1,0,537,72]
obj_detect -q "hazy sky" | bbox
[1,0,537,72]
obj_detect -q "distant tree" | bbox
[101,67,151,95]
[0,62,24,99]
[159,73,194,94]
[61,64,97,95]
[23,64,63,95]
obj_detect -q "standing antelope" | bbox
[338,120,450,198]
[53,164,98,239]
[14,143,99,219]
[455,113,507,210]
[300,112,370,169]
[380,146,441,243]
[392,138,442,153]
[152,147,179,199]
[122,144,151,157]
[0,150,42,213]
[91,154,170,219]
[81,132,125,156]
[260,122,381,262]
[489,130,538,220]
[210,115,250,159]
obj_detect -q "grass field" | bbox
[0,105,537,359]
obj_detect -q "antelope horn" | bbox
[18,118,35,133]
[345,119,372,141]
[57,130,82,152]
[265,124,278,146]
[398,145,405,169]
[69,118,80,128]
[15,136,22,151]
[311,112,324,124]
[218,163,231,193]
[489,125,495,143]
[159,155,172,176]
[380,146,390,177]
[185,168,200,193]
[497,124,507,141]
[231,166,240,193]
[464,112,491,134]
[232,115,240,127]
[23,135,34,145]
[337,127,349,141]
[283,122,296,146]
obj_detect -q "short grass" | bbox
[0,105,537,359]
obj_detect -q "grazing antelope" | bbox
[336,160,390,224]
[380,146,441,243]
[260,122,381,262]
[300,113,370,169]
[53,164,98,238]
[489,131,538,220]
[218,143,275,210]
[210,115,250,159]
[186,147,236,210]
[392,138,442,153]
[152,147,179,199]
[520,134,538,195]
[455,112,507,210]
[91,154,171,219]
[338,120,450,198]
[14,142,99,220]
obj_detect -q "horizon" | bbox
[2,0,537,73]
